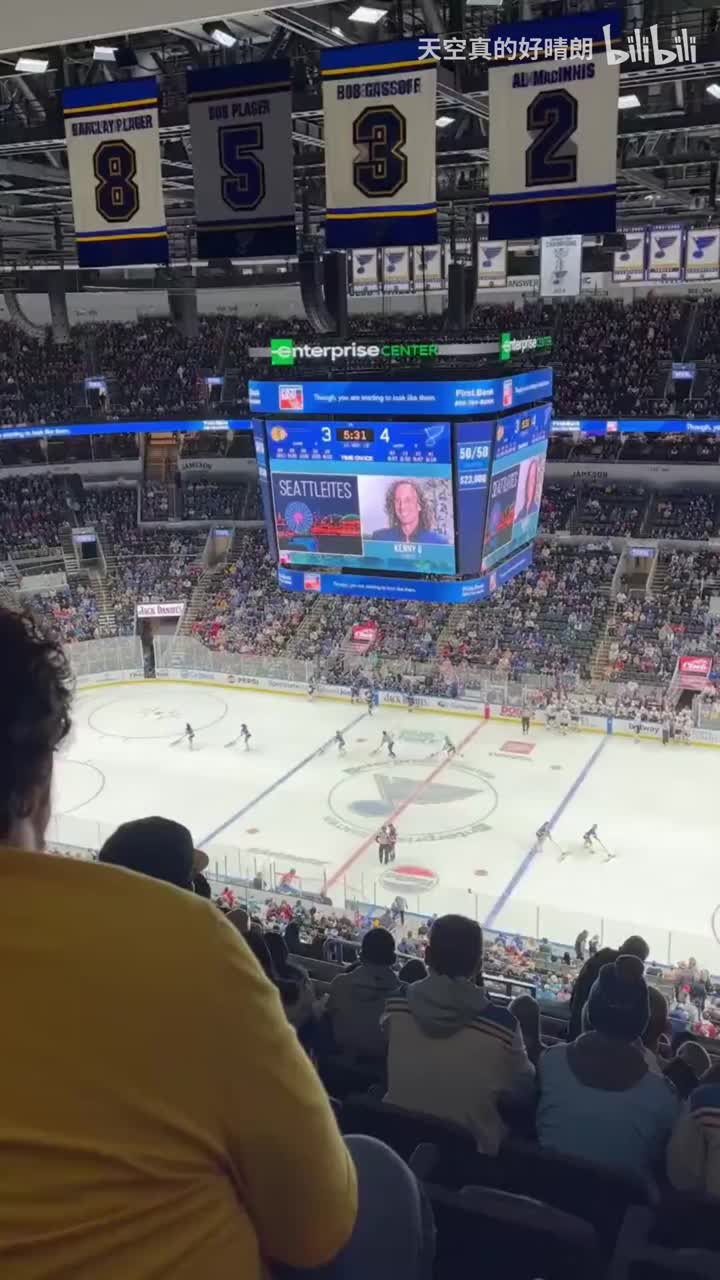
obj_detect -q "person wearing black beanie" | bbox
[537,954,679,1181]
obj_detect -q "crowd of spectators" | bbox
[141,482,171,521]
[607,551,720,683]
[25,581,108,643]
[440,543,617,681]
[647,491,717,540]
[0,474,72,557]
[181,479,256,521]
[574,485,647,538]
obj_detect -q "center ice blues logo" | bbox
[325,757,498,843]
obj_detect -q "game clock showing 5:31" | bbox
[335,426,375,444]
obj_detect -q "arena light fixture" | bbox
[618,93,640,109]
[349,6,388,24]
[204,22,237,47]
[707,83,720,99]
[93,45,117,62]
[436,115,454,128]
[15,55,49,73]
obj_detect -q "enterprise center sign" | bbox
[251,335,554,367]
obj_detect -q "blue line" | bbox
[198,709,369,846]
[483,734,609,929]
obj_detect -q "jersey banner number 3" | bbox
[353,106,408,198]
[93,141,140,222]
[525,90,578,188]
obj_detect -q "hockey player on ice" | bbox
[372,730,395,759]
[183,722,195,749]
[582,824,599,851]
[558,707,571,735]
[240,723,251,750]
[442,735,456,757]
[335,730,346,756]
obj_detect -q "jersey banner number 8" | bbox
[525,89,578,188]
[352,106,408,199]
[219,123,266,211]
[93,141,140,222]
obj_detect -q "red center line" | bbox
[325,718,489,892]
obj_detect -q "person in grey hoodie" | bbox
[382,915,535,1153]
[326,927,402,1061]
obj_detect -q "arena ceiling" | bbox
[0,2,719,270]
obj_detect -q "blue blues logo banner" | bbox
[488,11,621,238]
[684,228,720,281]
[321,39,437,249]
[63,78,167,267]
[477,240,507,288]
[351,249,380,294]
[187,62,296,259]
[382,246,410,292]
[648,225,683,282]
[413,245,443,290]
[613,227,646,282]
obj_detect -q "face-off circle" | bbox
[87,689,228,739]
[53,758,106,815]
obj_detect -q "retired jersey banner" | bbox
[382,246,410,292]
[613,228,646,282]
[540,233,582,297]
[63,78,167,267]
[488,11,621,239]
[685,228,720,281]
[351,249,380,294]
[648,225,683,283]
[187,62,296,259]
[477,240,507,288]
[321,39,437,249]
[414,245,443,290]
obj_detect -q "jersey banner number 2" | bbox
[525,90,578,188]
[93,141,140,222]
[353,107,408,198]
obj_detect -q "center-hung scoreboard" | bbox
[60,13,622,267]
[250,369,552,604]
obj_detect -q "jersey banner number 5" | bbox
[525,90,578,188]
[353,106,408,198]
[93,141,140,222]
[219,123,266,211]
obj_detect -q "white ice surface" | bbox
[51,682,720,968]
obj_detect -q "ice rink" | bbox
[52,680,720,968]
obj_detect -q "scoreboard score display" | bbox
[251,371,552,603]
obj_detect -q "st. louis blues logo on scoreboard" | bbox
[187,62,296,258]
[488,12,621,238]
[321,39,437,249]
[63,78,167,267]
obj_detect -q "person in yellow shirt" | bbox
[0,606,432,1280]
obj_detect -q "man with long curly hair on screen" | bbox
[370,479,448,545]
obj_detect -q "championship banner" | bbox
[613,228,646,283]
[488,11,621,238]
[321,38,437,249]
[351,249,380,295]
[382,246,410,292]
[187,62,296,259]
[647,225,683,283]
[414,245,443,290]
[684,228,720,281]
[540,234,582,297]
[63,78,167,267]
[477,240,507,288]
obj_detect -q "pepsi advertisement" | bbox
[266,420,456,575]
[482,404,552,573]
[454,421,494,576]
[249,369,552,418]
